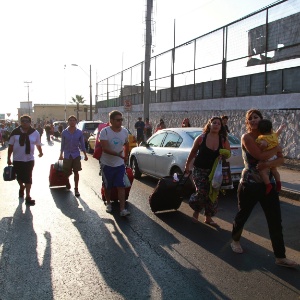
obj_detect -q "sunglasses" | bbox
[21,120,31,123]
[114,118,123,122]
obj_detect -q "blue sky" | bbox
[0,0,279,118]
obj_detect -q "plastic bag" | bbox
[123,172,131,188]
[212,159,223,189]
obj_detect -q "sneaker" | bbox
[120,209,130,217]
[74,188,80,197]
[106,204,112,213]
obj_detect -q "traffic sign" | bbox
[124,99,132,112]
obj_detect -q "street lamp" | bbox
[71,64,93,120]
[24,81,32,115]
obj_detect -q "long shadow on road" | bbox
[0,199,53,300]
[51,189,231,299]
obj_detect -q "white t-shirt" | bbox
[9,129,41,162]
[99,127,128,167]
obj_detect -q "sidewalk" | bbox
[279,166,300,201]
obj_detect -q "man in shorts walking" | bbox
[7,114,43,205]
[100,110,130,216]
[59,115,88,197]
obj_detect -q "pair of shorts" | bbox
[63,156,82,175]
[13,160,35,184]
[101,164,126,190]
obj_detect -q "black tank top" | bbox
[194,134,223,169]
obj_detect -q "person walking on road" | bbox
[155,119,166,133]
[184,116,230,226]
[144,117,152,140]
[7,114,43,205]
[59,115,88,197]
[100,110,130,217]
[221,115,230,133]
[231,109,298,268]
[134,117,145,145]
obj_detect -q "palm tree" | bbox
[70,95,86,105]
[70,95,86,120]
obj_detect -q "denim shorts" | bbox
[101,164,125,190]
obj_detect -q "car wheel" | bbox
[87,143,93,154]
[131,157,142,179]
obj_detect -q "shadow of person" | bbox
[155,209,300,289]
[51,189,229,299]
[0,200,53,299]
[109,202,231,299]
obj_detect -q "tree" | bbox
[70,95,86,104]
[70,95,86,121]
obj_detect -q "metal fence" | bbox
[97,0,300,109]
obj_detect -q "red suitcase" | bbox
[49,164,69,187]
[101,167,134,203]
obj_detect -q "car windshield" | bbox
[84,123,100,130]
[186,131,202,140]
[227,134,240,145]
[186,130,240,146]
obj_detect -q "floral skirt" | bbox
[189,166,218,217]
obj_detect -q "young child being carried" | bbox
[256,119,285,194]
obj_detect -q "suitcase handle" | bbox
[175,171,191,186]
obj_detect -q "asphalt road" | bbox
[0,137,299,300]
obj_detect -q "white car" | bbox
[129,127,243,184]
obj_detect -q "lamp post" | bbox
[71,64,93,120]
[24,81,32,115]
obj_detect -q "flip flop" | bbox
[231,242,243,254]
[275,258,298,268]
[204,220,219,228]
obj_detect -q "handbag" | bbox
[3,165,16,181]
[221,160,233,189]
[212,158,223,189]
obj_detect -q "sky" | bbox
[0,0,279,119]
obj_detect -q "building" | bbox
[18,103,97,123]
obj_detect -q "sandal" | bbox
[275,258,298,268]
[25,197,35,206]
[74,188,80,197]
[231,242,243,254]
[204,220,219,228]
[192,217,200,223]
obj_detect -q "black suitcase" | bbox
[149,173,190,213]
[3,166,16,181]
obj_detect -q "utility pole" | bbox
[89,65,92,120]
[24,81,32,115]
[144,0,153,120]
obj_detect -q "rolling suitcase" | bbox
[149,173,190,213]
[49,161,69,187]
[101,166,134,203]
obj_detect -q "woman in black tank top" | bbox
[184,116,230,226]
[230,109,297,268]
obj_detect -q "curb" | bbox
[280,188,300,201]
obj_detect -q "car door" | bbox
[154,131,183,178]
[137,132,166,176]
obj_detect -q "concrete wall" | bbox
[95,93,300,159]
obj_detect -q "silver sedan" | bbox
[129,127,243,183]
